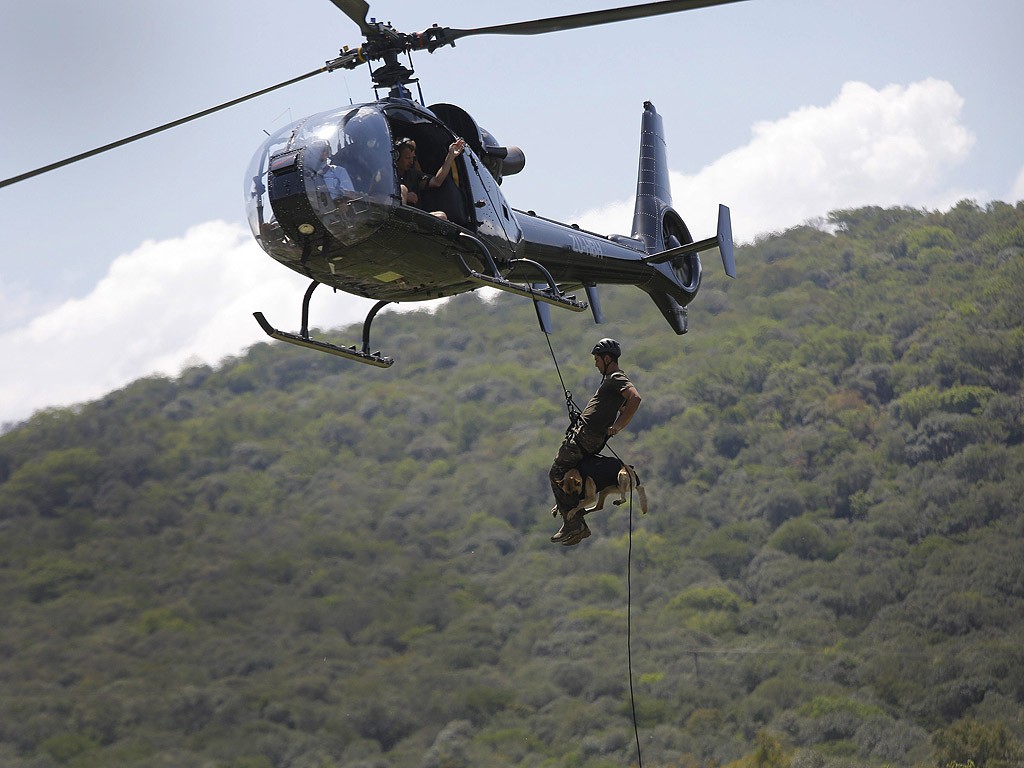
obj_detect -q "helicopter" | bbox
[1,0,740,369]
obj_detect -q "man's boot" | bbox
[560,519,591,546]
[550,512,584,544]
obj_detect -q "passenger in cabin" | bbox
[393,137,465,219]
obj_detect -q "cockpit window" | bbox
[245,105,396,257]
[301,106,394,200]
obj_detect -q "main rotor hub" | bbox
[325,18,459,95]
[368,49,415,92]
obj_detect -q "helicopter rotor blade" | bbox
[438,0,746,44]
[0,66,328,190]
[325,0,374,37]
[0,0,750,190]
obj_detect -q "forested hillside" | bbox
[1,201,1023,768]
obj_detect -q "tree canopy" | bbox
[1,200,1023,768]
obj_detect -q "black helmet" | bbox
[591,338,621,360]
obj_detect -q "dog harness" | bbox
[576,454,637,492]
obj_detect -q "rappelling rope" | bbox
[543,333,583,438]
[602,439,642,768]
[542,333,643,768]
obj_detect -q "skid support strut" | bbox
[254,280,394,367]
[453,232,588,315]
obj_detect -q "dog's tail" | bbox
[626,464,648,515]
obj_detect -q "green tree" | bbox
[932,717,1024,768]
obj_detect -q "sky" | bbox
[1,0,1022,427]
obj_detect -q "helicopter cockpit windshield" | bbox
[245,105,395,259]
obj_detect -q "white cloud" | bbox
[1010,164,1024,204]
[0,79,989,427]
[1,221,378,427]
[577,79,979,243]
[0,277,43,329]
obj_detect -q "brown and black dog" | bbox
[554,456,648,520]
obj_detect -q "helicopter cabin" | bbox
[244,102,478,266]
[382,103,474,227]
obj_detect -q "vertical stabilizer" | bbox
[629,102,735,336]
[632,101,672,253]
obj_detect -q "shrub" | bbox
[769,517,828,560]
[41,733,98,763]
[932,717,1024,768]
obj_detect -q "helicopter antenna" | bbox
[407,50,426,105]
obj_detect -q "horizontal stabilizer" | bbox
[717,204,736,278]
[643,204,735,278]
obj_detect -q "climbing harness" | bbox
[542,333,644,768]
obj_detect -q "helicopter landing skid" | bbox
[454,232,588,314]
[460,267,588,313]
[253,313,394,368]
[253,284,394,368]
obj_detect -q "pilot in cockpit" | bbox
[310,141,355,206]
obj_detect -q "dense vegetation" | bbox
[1,201,1023,768]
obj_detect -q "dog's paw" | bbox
[613,499,625,506]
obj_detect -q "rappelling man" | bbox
[548,338,642,546]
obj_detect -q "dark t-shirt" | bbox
[400,167,430,194]
[578,370,632,434]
